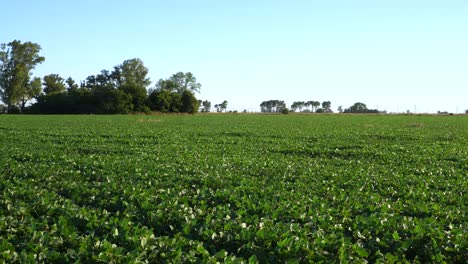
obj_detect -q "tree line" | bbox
[0,40,210,114]
[261,100,333,113]
[1,40,388,115]
[260,100,383,114]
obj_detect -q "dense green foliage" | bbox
[344,102,380,114]
[1,40,202,115]
[0,115,466,263]
[0,40,45,111]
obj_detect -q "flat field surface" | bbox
[0,114,466,263]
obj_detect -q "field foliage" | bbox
[0,114,466,263]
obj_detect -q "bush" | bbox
[181,90,199,114]
[281,108,289,114]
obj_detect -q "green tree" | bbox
[66,77,78,92]
[112,58,151,111]
[0,40,45,112]
[43,74,66,95]
[219,100,228,112]
[155,79,178,93]
[304,101,311,111]
[312,101,320,112]
[21,77,42,109]
[347,102,367,113]
[201,100,211,112]
[147,90,181,113]
[181,90,199,113]
[344,102,380,113]
[291,101,305,112]
[322,101,332,113]
[260,100,286,113]
[168,72,201,95]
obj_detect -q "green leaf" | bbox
[248,254,258,264]
[196,243,210,257]
[353,245,369,258]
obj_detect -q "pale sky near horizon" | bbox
[2,0,467,113]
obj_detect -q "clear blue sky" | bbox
[3,0,467,113]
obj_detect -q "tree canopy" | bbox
[0,40,45,111]
[344,102,381,113]
[155,72,201,95]
[260,100,287,113]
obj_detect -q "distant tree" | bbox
[43,74,66,95]
[167,72,201,95]
[219,100,228,112]
[152,72,201,112]
[322,101,332,113]
[344,102,380,114]
[291,101,305,112]
[304,101,312,111]
[181,90,199,113]
[0,40,45,112]
[113,59,150,88]
[93,88,132,114]
[312,101,320,112]
[112,58,151,111]
[337,105,343,113]
[201,100,211,112]
[146,90,181,113]
[155,79,178,93]
[66,77,78,92]
[345,102,367,113]
[260,100,287,113]
[214,104,220,112]
[290,102,297,112]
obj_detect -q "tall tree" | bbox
[115,58,150,88]
[0,40,45,111]
[219,100,228,112]
[168,72,201,95]
[260,100,286,113]
[322,101,332,113]
[344,102,380,113]
[181,90,199,114]
[155,79,178,93]
[312,101,321,112]
[112,58,151,111]
[201,100,211,112]
[291,101,304,112]
[66,77,78,92]
[20,77,42,110]
[304,101,312,111]
[43,74,66,95]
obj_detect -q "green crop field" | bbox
[0,114,466,263]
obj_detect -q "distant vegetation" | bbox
[1,40,463,114]
[0,40,206,114]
